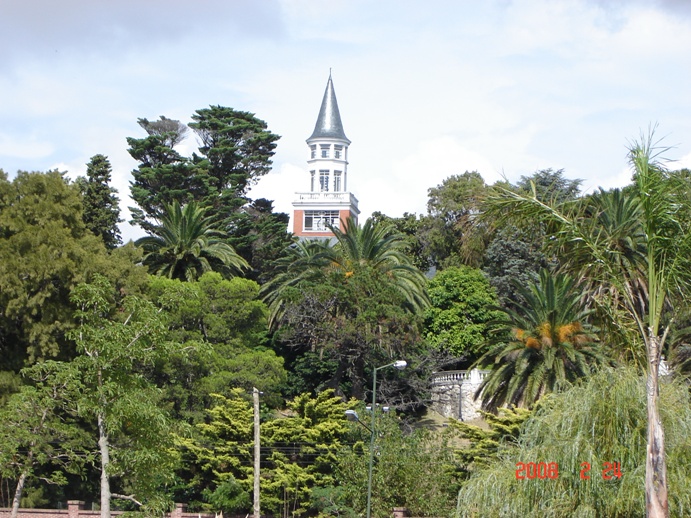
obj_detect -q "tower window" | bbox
[304,210,340,231]
[310,145,316,159]
[334,145,343,159]
[334,171,342,192]
[319,170,329,192]
[310,170,315,191]
[321,145,330,158]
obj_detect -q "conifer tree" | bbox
[79,155,122,249]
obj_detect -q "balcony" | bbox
[293,191,359,207]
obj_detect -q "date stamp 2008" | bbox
[515,462,622,480]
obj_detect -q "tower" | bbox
[292,74,360,237]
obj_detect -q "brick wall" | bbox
[0,502,219,518]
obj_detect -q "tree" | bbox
[481,169,581,307]
[456,367,691,517]
[475,271,610,410]
[515,168,582,204]
[145,273,286,418]
[128,117,199,231]
[222,198,295,284]
[68,275,178,518]
[0,362,89,518]
[176,389,352,517]
[264,218,429,399]
[261,390,352,516]
[482,225,551,307]
[273,266,423,400]
[485,132,691,515]
[330,407,459,518]
[370,211,430,272]
[419,172,491,268]
[449,406,532,481]
[423,266,504,360]
[128,109,288,279]
[77,155,122,249]
[137,116,189,147]
[136,201,248,281]
[189,106,280,202]
[175,390,254,514]
[0,170,148,372]
[327,218,429,312]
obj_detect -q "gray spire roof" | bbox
[308,74,349,142]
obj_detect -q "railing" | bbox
[294,192,359,204]
[431,369,489,385]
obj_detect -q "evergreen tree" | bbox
[0,170,148,372]
[78,155,122,249]
[419,171,491,268]
[423,266,504,360]
[127,109,288,279]
[128,117,199,232]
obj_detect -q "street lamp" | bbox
[343,361,407,518]
[366,360,406,518]
[344,409,372,433]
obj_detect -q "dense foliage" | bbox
[2,117,690,518]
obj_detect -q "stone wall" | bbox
[430,369,488,421]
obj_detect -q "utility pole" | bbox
[253,387,260,518]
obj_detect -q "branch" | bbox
[111,494,143,507]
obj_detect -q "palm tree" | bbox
[261,238,332,327]
[135,201,248,281]
[326,217,430,312]
[476,270,609,410]
[263,217,429,327]
[262,217,429,398]
[485,130,691,517]
[568,187,648,363]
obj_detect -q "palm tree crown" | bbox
[476,270,610,410]
[327,218,430,311]
[262,217,429,328]
[135,201,248,281]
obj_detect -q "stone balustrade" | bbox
[294,192,358,204]
[430,368,490,421]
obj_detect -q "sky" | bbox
[2,0,691,242]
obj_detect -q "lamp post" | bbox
[366,360,407,518]
[253,388,261,518]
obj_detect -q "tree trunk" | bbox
[645,332,668,518]
[10,439,36,518]
[10,466,30,518]
[98,412,111,518]
[351,354,366,401]
[327,357,347,397]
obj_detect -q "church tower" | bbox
[292,74,360,237]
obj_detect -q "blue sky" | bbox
[2,0,691,241]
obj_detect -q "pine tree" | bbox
[79,155,122,249]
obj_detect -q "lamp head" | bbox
[344,409,359,421]
[393,360,407,370]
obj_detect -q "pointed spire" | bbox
[308,73,349,142]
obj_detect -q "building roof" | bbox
[308,74,350,143]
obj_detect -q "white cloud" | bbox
[2,0,691,240]
[0,134,54,161]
